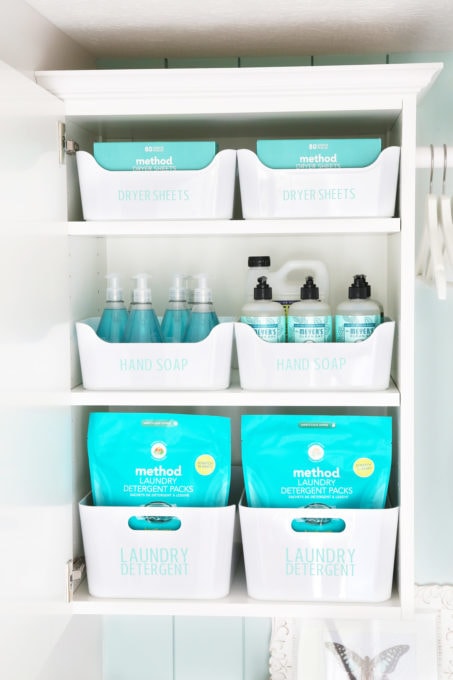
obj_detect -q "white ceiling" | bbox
[25,0,453,59]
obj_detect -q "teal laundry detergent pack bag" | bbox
[241,415,392,509]
[87,412,231,507]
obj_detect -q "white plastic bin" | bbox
[237,147,400,218]
[76,149,237,220]
[76,318,234,390]
[79,494,239,599]
[234,320,395,391]
[239,500,399,602]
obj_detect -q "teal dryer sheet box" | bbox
[93,140,218,171]
[256,138,382,169]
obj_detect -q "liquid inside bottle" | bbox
[161,274,191,342]
[96,273,129,343]
[123,273,163,343]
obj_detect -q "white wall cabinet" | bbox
[0,60,443,678]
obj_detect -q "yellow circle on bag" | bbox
[353,457,375,477]
[195,454,216,476]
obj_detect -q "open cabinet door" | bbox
[0,60,101,679]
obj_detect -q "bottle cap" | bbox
[248,255,271,268]
[254,275,273,300]
[131,273,152,303]
[348,274,371,300]
[301,276,319,300]
[169,273,188,302]
[105,273,124,302]
[193,273,212,303]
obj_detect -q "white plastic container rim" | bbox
[235,319,395,391]
[238,499,399,602]
[79,493,238,599]
[76,149,237,220]
[76,318,234,390]
[237,146,400,218]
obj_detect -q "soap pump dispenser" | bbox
[287,276,332,343]
[335,273,381,342]
[122,273,163,343]
[183,273,219,342]
[240,275,286,342]
[161,273,191,342]
[96,273,129,342]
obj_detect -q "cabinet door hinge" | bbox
[66,556,86,602]
[58,121,79,165]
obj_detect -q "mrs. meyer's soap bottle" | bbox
[240,276,286,343]
[96,273,129,342]
[335,274,381,342]
[287,276,332,342]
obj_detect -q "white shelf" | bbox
[68,217,400,237]
[71,371,400,407]
[69,563,403,620]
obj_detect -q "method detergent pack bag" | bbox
[241,414,392,509]
[87,412,231,507]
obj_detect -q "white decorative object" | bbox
[269,586,449,679]
[415,584,453,679]
[76,149,237,220]
[235,320,395,391]
[237,147,400,218]
[76,318,234,390]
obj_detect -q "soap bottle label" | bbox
[335,314,380,342]
[287,315,332,343]
[241,315,286,343]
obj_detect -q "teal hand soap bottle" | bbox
[96,273,129,342]
[161,273,191,342]
[122,273,163,343]
[183,273,219,342]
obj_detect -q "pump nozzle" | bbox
[169,273,188,302]
[131,273,152,304]
[192,273,212,303]
[105,273,124,302]
[301,275,320,300]
[254,275,273,300]
[348,273,371,299]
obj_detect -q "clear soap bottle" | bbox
[96,273,129,343]
[161,274,191,342]
[287,276,332,342]
[122,273,163,343]
[335,274,381,342]
[183,273,219,342]
[240,276,286,343]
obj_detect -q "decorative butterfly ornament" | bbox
[325,641,410,680]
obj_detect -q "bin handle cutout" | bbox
[127,502,181,531]
[291,517,346,533]
[128,515,182,531]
